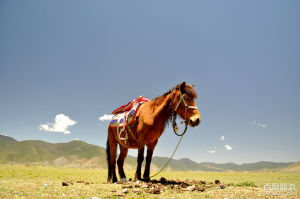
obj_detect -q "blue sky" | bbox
[0,0,299,164]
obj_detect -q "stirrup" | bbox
[118,129,128,141]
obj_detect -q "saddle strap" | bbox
[126,122,138,143]
[117,120,138,148]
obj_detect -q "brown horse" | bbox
[106,82,201,183]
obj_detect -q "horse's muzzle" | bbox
[189,115,201,127]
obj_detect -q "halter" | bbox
[174,93,198,112]
[171,92,198,136]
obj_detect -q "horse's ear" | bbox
[180,82,186,94]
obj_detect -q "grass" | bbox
[228,181,256,187]
[0,164,299,198]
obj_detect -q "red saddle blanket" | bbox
[112,96,150,115]
[110,96,150,128]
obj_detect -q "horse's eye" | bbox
[185,97,190,101]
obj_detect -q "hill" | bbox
[0,134,17,142]
[0,136,296,171]
[280,161,300,172]
[197,161,293,172]
[0,139,108,168]
[151,158,292,172]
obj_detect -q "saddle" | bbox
[109,96,150,146]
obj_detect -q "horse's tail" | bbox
[106,137,112,181]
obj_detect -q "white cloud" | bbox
[39,114,77,134]
[99,114,113,121]
[225,144,233,151]
[259,124,267,128]
[220,136,225,141]
[74,138,79,141]
[208,150,216,154]
[252,120,267,128]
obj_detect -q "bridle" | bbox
[174,93,198,111]
[171,91,198,136]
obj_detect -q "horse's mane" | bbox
[152,83,197,103]
[151,86,176,128]
[152,87,176,102]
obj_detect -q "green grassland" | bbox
[0,164,299,199]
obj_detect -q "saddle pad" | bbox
[110,96,150,128]
[112,96,150,115]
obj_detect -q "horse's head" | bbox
[173,82,201,127]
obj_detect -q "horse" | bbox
[106,82,201,183]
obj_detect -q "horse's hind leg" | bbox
[107,133,118,183]
[117,144,128,182]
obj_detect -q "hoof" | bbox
[143,178,150,182]
[134,177,142,182]
[120,177,127,183]
[134,176,141,181]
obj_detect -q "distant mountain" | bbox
[196,161,293,172]
[152,157,221,171]
[0,139,108,168]
[0,136,296,172]
[152,158,292,172]
[280,161,300,173]
[0,134,17,142]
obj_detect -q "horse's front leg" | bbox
[135,146,144,181]
[117,144,128,182]
[143,140,158,180]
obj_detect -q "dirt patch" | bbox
[109,177,228,195]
